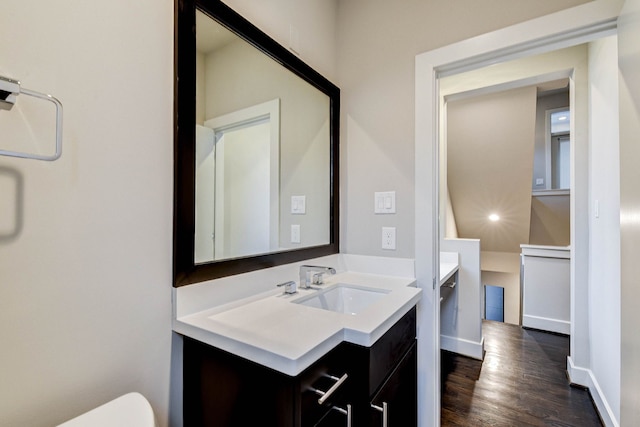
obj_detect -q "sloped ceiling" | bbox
[447,85,537,253]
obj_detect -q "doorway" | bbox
[194,99,280,263]
[414,8,618,426]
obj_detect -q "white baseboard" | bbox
[522,314,570,334]
[567,356,619,427]
[440,334,484,360]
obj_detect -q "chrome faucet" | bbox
[299,265,336,289]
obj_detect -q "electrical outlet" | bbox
[382,227,396,250]
[291,224,301,243]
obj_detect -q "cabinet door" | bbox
[183,338,295,427]
[369,341,417,427]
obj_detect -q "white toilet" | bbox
[57,392,157,427]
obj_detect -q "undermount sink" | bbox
[293,284,390,315]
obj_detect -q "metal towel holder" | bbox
[0,75,63,161]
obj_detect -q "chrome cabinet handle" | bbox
[310,373,348,405]
[371,402,388,427]
[332,403,352,427]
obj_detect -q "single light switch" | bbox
[291,195,306,214]
[374,191,396,214]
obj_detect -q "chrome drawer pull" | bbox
[332,404,352,427]
[371,402,388,427]
[310,373,348,405]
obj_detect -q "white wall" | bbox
[617,0,640,422]
[0,1,173,426]
[587,35,621,424]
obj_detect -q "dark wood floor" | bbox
[441,320,602,426]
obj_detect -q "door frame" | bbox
[414,2,621,426]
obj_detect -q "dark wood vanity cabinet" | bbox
[183,307,417,427]
[343,307,417,426]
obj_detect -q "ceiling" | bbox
[446,85,538,253]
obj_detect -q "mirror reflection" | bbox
[194,10,331,263]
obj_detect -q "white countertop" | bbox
[174,267,420,376]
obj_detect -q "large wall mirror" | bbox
[174,0,340,286]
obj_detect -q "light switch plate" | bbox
[291,195,306,214]
[382,227,396,250]
[375,191,396,214]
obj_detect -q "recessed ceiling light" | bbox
[558,116,568,121]
[489,213,500,222]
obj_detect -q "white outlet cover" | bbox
[382,227,396,250]
[291,224,301,243]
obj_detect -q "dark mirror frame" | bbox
[174,0,340,287]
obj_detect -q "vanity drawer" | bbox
[298,344,352,427]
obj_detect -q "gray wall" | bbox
[336,0,590,257]
[0,1,174,425]
[0,0,338,426]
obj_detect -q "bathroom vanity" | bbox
[174,256,421,427]
[183,307,416,426]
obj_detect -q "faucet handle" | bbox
[277,280,297,295]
